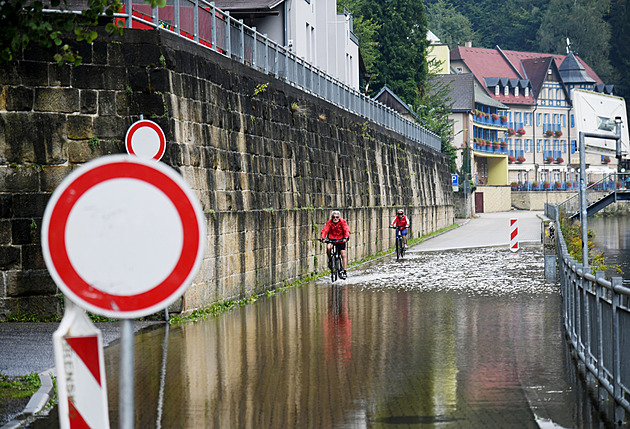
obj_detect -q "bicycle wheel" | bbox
[396,236,402,260]
[330,254,338,282]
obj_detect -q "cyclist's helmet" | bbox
[397,209,404,215]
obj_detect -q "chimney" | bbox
[465,41,472,48]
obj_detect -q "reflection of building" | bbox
[213,0,359,89]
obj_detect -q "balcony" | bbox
[473,112,507,127]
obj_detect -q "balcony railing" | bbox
[116,0,441,151]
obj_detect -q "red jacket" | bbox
[391,215,410,228]
[320,218,351,241]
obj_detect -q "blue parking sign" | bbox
[452,174,458,186]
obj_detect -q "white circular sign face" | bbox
[41,155,206,318]
[125,119,166,161]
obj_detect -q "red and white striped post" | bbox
[510,218,519,252]
[53,300,109,429]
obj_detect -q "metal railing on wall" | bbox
[120,0,441,152]
[546,202,630,424]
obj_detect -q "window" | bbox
[504,85,509,96]
[525,87,530,97]
[553,114,557,124]
[544,113,549,124]
[514,86,519,97]
[537,113,541,126]
[571,140,576,153]
[570,114,575,128]
[563,140,567,153]
[495,86,500,96]
[537,139,541,152]
[456,67,463,73]
[562,114,566,127]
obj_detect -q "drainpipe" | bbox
[532,103,538,184]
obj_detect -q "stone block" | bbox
[12,194,48,218]
[80,90,98,114]
[17,62,48,87]
[0,246,20,269]
[12,218,39,245]
[6,270,57,297]
[67,115,94,140]
[40,165,72,192]
[22,244,45,270]
[98,91,116,116]
[0,195,12,218]
[3,295,61,319]
[6,86,33,111]
[48,64,72,87]
[93,115,126,138]
[0,220,11,244]
[34,87,80,113]
[0,166,39,192]
[103,66,128,91]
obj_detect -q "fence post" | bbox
[612,277,626,425]
[225,11,231,58]
[193,0,198,42]
[595,272,607,406]
[211,3,216,52]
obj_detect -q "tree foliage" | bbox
[425,0,478,50]
[537,0,613,81]
[348,0,430,108]
[0,0,162,65]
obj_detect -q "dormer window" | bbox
[514,87,519,97]
[525,87,530,97]
[504,86,509,96]
[495,86,500,96]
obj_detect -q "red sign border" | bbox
[125,119,166,161]
[42,156,204,318]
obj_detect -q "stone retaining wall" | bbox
[0,29,453,318]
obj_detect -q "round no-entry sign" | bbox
[41,155,206,318]
[125,119,166,161]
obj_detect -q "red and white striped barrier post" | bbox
[510,218,519,252]
[53,300,109,429]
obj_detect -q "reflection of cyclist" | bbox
[391,209,410,248]
[319,210,351,279]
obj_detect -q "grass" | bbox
[0,372,40,402]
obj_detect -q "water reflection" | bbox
[34,246,604,428]
[589,215,630,279]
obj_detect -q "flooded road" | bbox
[34,244,604,428]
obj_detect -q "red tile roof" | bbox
[451,46,603,106]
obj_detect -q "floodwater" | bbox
[33,246,606,428]
[589,214,630,279]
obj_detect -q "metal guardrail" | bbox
[556,172,630,219]
[120,0,441,152]
[546,202,630,424]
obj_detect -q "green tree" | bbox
[0,0,163,65]
[337,0,381,92]
[537,0,613,81]
[416,62,457,172]
[606,0,630,101]
[425,0,478,50]
[357,0,430,108]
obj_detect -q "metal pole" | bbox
[119,318,135,429]
[579,131,588,267]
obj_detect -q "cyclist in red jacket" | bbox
[319,210,351,279]
[391,209,410,248]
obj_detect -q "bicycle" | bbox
[391,226,406,260]
[322,238,345,282]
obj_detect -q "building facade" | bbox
[214,0,360,89]
[450,44,622,191]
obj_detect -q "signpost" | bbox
[42,155,206,428]
[452,173,459,192]
[125,119,166,161]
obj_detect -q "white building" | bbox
[214,0,359,89]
